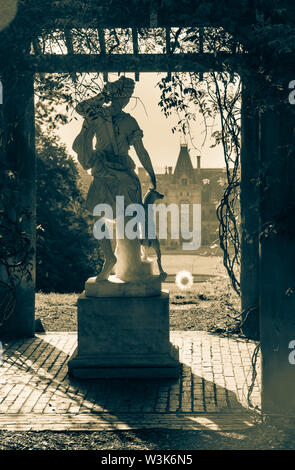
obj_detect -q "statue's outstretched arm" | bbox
[133,139,156,189]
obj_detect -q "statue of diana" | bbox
[72,77,157,283]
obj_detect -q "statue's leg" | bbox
[153,238,167,280]
[96,219,117,281]
[141,243,148,261]
[115,215,151,282]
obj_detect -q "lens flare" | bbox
[175,270,193,290]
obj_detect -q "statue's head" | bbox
[103,76,135,110]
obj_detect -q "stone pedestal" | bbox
[85,274,161,297]
[68,291,179,378]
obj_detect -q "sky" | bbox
[58,72,226,173]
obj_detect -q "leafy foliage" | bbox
[36,128,103,293]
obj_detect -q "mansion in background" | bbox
[138,144,225,249]
[78,144,226,249]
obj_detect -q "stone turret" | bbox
[172,144,195,184]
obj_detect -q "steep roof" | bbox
[172,144,195,183]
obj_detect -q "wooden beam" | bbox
[27,52,240,74]
[30,0,227,30]
[43,18,222,31]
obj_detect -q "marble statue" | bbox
[72,76,162,285]
[69,78,179,378]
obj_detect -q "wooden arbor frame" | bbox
[0,0,295,417]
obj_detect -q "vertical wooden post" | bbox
[98,28,108,82]
[259,84,295,415]
[149,0,158,28]
[0,72,36,338]
[165,27,171,54]
[240,84,260,339]
[132,28,139,81]
[165,28,171,81]
[98,28,106,55]
[199,27,204,82]
[132,28,139,55]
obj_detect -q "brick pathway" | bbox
[0,332,260,431]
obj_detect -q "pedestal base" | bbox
[85,274,161,297]
[68,351,179,379]
[68,291,179,379]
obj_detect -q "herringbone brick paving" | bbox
[0,332,260,430]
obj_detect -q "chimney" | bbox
[197,155,201,169]
[168,166,173,175]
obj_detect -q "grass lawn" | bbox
[35,277,240,333]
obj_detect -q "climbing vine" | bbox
[158,71,242,296]
[0,171,34,326]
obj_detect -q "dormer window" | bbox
[181,178,188,186]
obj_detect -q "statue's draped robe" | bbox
[73,102,143,215]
